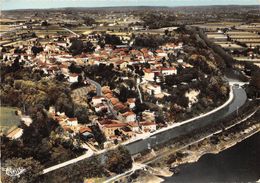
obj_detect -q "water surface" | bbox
[164,133,260,183]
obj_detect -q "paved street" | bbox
[62,27,79,37]
[86,78,102,96]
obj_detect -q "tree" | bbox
[11,57,21,72]
[68,62,82,73]
[104,34,122,45]
[141,13,176,29]
[1,136,25,162]
[83,41,95,53]
[246,71,260,98]
[105,146,133,174]
[1,157,44,183]
[164,29,169,35]
[176,96,189,108]
[2,46,7,53]
[77,74,83,84]
[42,155,105,183]
[55,93,74,117]
[69,39,84,56]
[90,124,106,149]
[74,104,90,124]
[31,46,43,56]
[98,39,105,49]
[82,17,95,26]
[22,105,59,146]
[41,20,48,26]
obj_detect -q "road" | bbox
[124,85,247,155]
[86,78,102,96]
[86,77,118,118]
[105,100,119,119]
[136,80,144,103]
[103,163,146,183]
[62,27,79,37]
[42,147,94,174]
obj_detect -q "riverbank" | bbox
[168,120,259,168]
[164,132,260,183]
[133,109,259,183]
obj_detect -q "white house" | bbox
[142,110,155,122]
[94,104,108,113]
[67,118,78,126]
[115,60,128,70]
[60,64,69,74]
[140,122,156,132]
[127,98,136,109]
[49,106,56,114]
[161,67,177,76]
[132,26,145,31]
[143,68,155,81]
[177,59,183,63]
[128,122,140,132]
[20,115,33,126]
[68,73,79,83]
[155,49,168,57]
[147,84,161,95]
[92,96,105,106]
[121,111,136,123]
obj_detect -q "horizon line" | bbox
[2,4,260,11]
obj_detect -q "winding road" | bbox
[86,77,118,118]
[62,27,80,37]
[86,78,102,96]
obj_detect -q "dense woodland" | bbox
[39,146,132,183]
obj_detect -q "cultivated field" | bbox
[0,107,20,133]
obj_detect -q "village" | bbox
[1,4,260,183]
[1,27,195,152]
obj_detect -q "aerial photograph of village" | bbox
[0,0,259,182]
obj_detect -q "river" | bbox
[164,133,260,183]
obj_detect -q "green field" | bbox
[0,106,21,133]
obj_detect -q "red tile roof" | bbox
[110,98,119,105]
[79,127,92,133]
[105,93,113,99]
[103,123,128,128]
[122,111,136,117]
[93,96,104,99]
[114,103,125,110]
[127,98,136,103]
[140,122,156,126]
[155,49,163,53]
[68,118,77,121]
[128,122,139,127]
[70,73,79,77]
[161,67,176,71]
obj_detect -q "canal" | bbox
[125,86,247,155]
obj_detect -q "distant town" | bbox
[1,5,259,183]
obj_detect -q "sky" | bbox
[1,0,260,10]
